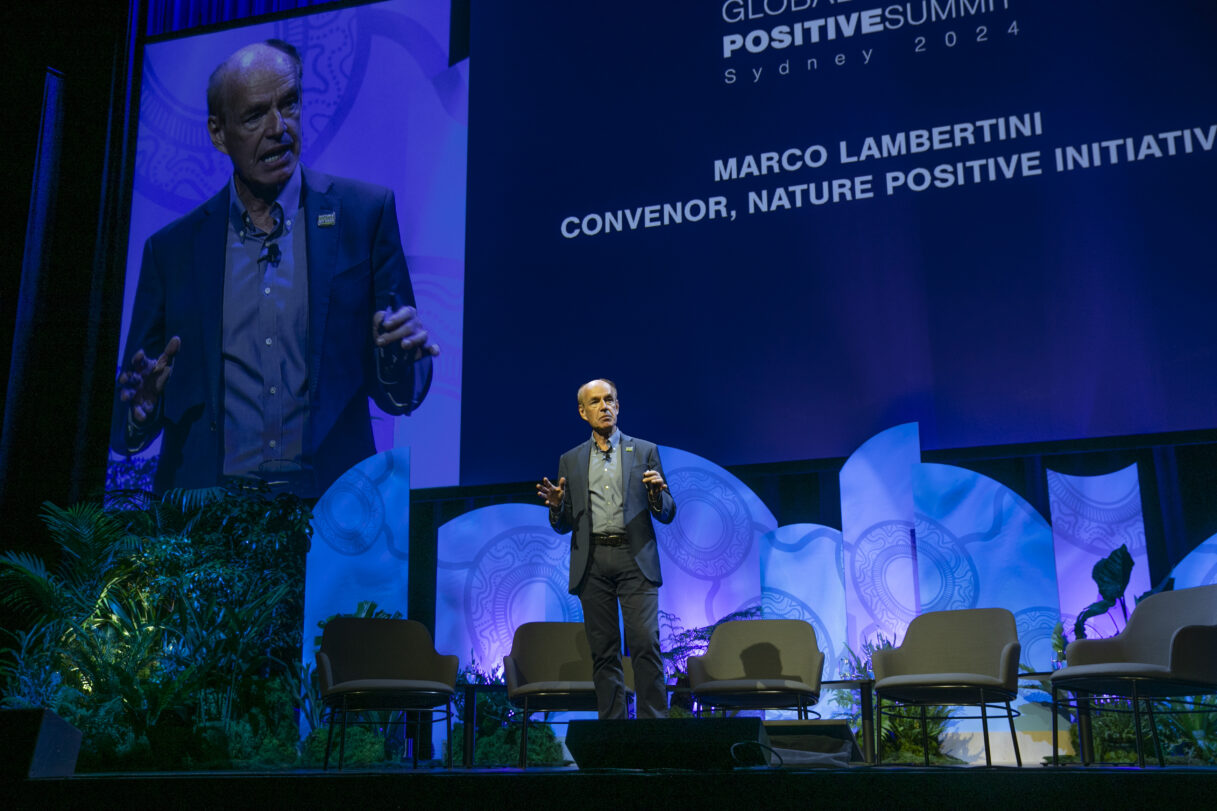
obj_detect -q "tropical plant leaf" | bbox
[1051,621,1068,658]
[1074,597,1116,640]
[0,551,62,620]
[1091,544,1134,603]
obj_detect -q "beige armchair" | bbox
[686,619,824,719]
[504,621,634,768]
[872,607,1021,766]
[316,617,458,769]
[1050,583,1217,766]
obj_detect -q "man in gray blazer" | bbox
[536,378,677,719]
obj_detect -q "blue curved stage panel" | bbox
[914,462,1058,671]
[653,445,776,631]
[759,524,848,678]
[435,502,581,675]
[1048,463,1150,638]
[840,423,921,654]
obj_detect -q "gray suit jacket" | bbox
[551,433,677,595]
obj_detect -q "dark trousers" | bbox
[578,544,667,719]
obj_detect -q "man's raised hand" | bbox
[118,336,181,422]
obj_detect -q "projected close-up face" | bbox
[207,43,303,197]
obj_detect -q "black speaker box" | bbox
[565,717,770,770]
[0,709,83,778]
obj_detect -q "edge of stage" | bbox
[8,764,1217,810]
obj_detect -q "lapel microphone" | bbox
[265,242,282,266]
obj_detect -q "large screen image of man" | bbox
[109,1,467,494]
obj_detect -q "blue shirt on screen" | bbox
[221,167,309,480]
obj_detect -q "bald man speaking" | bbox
[537,378,677,720]
[112,40,438,497]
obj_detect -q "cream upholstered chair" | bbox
[686,619,824,719]
[1050,583,1217,767]
[872,607,1021,766]
[316,617,458,769]
[504,621,634,768]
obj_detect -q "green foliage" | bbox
[1076,698,1155,764]
[0,623,67,710]
[1051,621,1068,664]
[833,633,895,722]
[301,725,391,768]
[56,690,140,769]
[0,487,312,771]
[460,721,563,767]
[1052,696,1217,766]
[875,704,961,764]
[0,502,136,631]
[1161,696,1217,764]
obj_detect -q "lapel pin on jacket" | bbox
[317,212,337,227]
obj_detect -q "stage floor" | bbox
[9,764,1217,810]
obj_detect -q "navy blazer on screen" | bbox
[550,434,677,595]
[110,167,432,493]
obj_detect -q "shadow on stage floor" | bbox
[8,764,1217,810]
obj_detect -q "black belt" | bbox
[591,533,629,547]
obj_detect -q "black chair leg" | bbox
[1145,698,1164,767]
[1131,686,1146,768]
[411,711,420,768]
[446,701,454,769]
[1078,695,1094,765]
[1051,687,1059,767]
[980,699,992,766]
[1006,701,1021,767]
[338,705,349,770]
[519,706,530,769]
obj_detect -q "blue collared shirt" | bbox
[220,167,310,482]
[588,428,626,534]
